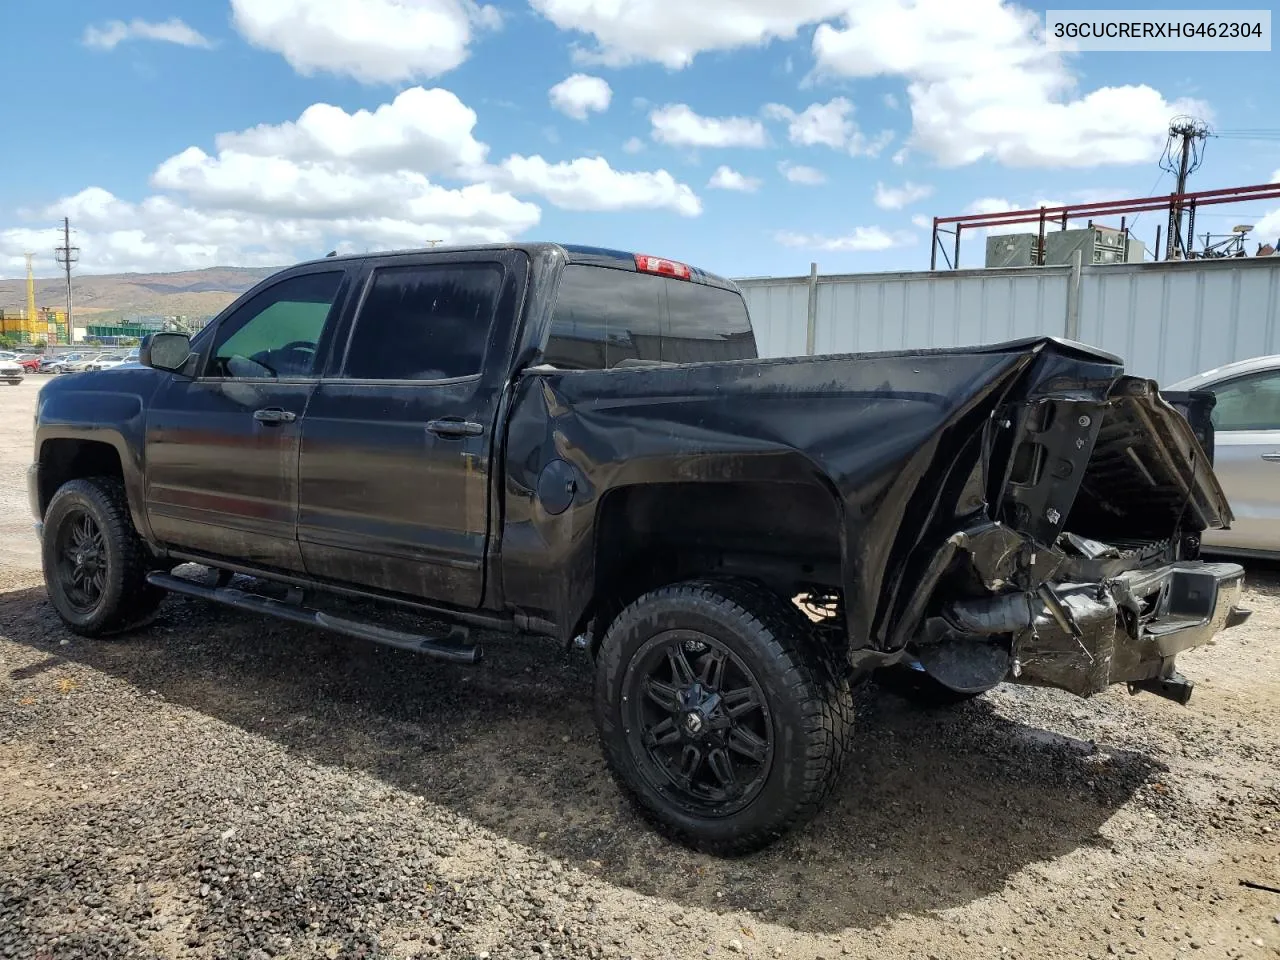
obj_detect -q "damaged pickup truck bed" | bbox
[29,242,1249,855]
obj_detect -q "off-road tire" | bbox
[876,665,992,707]
[42,477,164,637]
[594,578,853,856]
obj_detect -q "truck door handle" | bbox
[427,418,484,438]
[1261,452,1280,462]
[253,407,297,425]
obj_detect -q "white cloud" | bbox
[911,214,931,229]
[1,86,710,275]
[549,74,612,120]
[1261,171,1280,239]
[215,87,487,175]
[776,227,914,251]
[891,147,909,165]
[622,136,646,154]
[874,181,933,210]
[778,161,826,185]
[812,0,1203,168]
[229,0,500,83]
[883,93,900,110]
[850,128,895,158]
[152,148,535,228]
[83,18,212,50]
[1255,210,1280,240]
[764,97,894,157]
[529,0,849,68]
[650,104,768,148]
[494,155,702,216]
[708,166,762,193]
[764,98,854,150]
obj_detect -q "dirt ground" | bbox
[1,375,1278,960]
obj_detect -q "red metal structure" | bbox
[930,182,1280,270]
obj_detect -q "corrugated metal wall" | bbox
[738,257,1280,384]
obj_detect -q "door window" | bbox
[343,263,503,380]
[208,271,344,379]
[1210,370,1280,431]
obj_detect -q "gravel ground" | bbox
[2,376,1278,960]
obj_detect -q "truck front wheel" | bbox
[42,477,165,637]
[594,579,853,855]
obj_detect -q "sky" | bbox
[1,0,1278,281]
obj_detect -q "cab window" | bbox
[207,271,344,379]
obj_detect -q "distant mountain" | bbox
[0,266,279,321]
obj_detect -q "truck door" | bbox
[144,268,350,571]
[296,251,525,606]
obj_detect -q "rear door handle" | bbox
[427,418,484,438]
[253,407,297,425]
[1261,452,1280,462]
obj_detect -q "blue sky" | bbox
[1,0,1277,280]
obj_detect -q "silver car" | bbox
[1167,355,1280,557]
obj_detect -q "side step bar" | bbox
[146,572,482,664]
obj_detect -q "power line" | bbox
[1127,168,1171,233]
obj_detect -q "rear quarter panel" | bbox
[499,348,1038,647]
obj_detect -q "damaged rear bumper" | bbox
[948,560,1250,700]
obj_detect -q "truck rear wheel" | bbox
[42,477,165,637]
[594,579,853,855]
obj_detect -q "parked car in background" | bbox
[1167,355,1280,557]
[85,353,129,371]
[60,354,109,373]
[17,354,43,372]
[40,353,90,374]
[0,357,24,384]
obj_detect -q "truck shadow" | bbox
[0,583,1166,935]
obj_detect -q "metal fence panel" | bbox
[760,268,1069,356]
[739,281,809,358]
[1077,259,1280,383]
[740,258,1280,386]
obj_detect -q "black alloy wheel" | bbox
[42,477,165,636]
[622,629,773,817]
[54,510,109,614]
[594,578,853,855]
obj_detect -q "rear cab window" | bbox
[543,264,756,371]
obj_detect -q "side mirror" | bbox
[139,332,191,372]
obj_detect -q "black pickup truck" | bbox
[30,242,1250,854]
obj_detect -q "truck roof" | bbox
[293,242,741,293]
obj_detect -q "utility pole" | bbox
[1161,117,1209,259]
[54,217,79,345]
